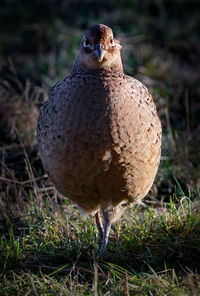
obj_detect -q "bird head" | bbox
[77,24,123,72]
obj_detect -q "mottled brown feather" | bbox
[37,24,162,222]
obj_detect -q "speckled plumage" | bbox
[37,24,162,252]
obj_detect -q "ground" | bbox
[0,1,200,295]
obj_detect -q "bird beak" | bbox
[93,44,107,62]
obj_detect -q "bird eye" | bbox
[110,38,115,46]
[83,38,90,47]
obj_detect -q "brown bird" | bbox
[37,24,162,253]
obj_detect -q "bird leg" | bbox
[99,204,125,255]
[95,211,103,239]
[99,210,111,255]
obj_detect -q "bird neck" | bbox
[72,55,124,76]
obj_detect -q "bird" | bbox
[37,24,162,254]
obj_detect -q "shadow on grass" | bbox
[1,207,200,281]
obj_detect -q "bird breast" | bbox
[37,73,161,210]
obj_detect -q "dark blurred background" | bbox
[0,0,200,217]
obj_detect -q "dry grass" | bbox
[0,159,200,295]
[0,79,199,293]
[0,1,200,294]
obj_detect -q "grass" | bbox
[0,173,200,295]
[0,1,200,294]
